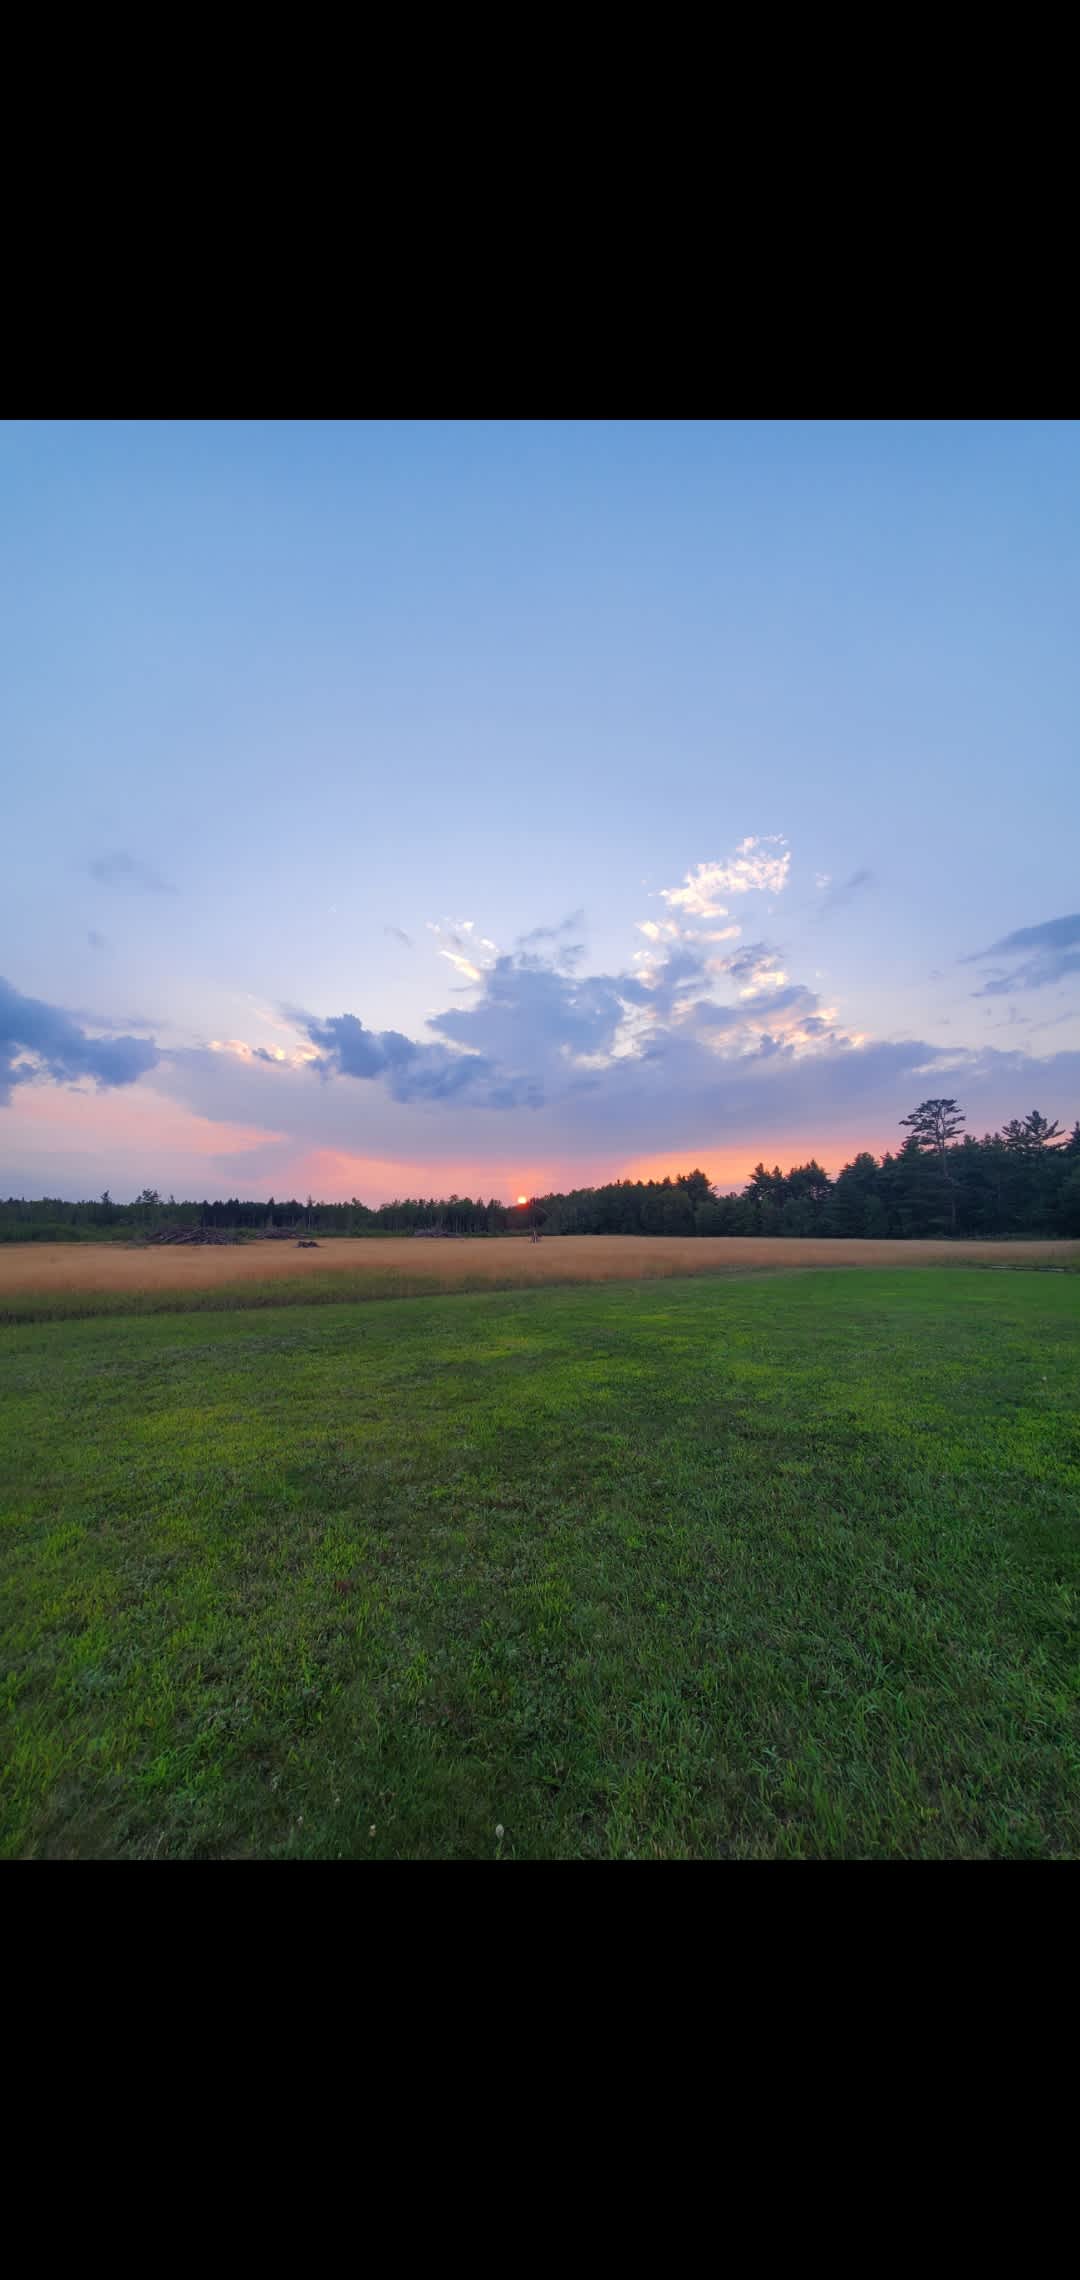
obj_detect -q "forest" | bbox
[3,1100,1080,1243]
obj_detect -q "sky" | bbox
[2,418,1079,1203]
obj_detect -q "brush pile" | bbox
[143,1228,243,1246]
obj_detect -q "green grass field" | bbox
[2,1268,1077,1858]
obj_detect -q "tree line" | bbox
[3,1100,1080,1242]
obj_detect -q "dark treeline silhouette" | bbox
[3,1100,1080,1242]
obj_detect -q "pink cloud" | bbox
[2,1081,282,1196]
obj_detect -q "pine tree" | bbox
[899,1098,966,1165]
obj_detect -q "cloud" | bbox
[965,913,1080,996]
[427,918,499,985]
[712,941,790,997]
[0,976,159,1105]
[267,910,859,1136]
[978,915,1080,956]
[660,836,790,917]
[815,868,874,918]
[176,842,881,1164]
[87,930,109,951]
[172,1004,1060,1184]
[518,910,585,946]
[433,958,636,1068]
[154,894,1080,1194]
[88,849,176,894]
[208,1038,300,1067]
[12,833,1080,1199]
[516,912,586,972]
[304,1014,417,1080]
[384,925,413,948]
[297,1009,506,1105]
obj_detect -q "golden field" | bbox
[3,1232,1079,1301]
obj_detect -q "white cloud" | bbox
[439,950,484,982]
[427,918,498,985]
[739,970,788,998]
[210,1037,315,1067]
[660,836,791,917]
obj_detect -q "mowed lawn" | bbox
[1,1269,1077,1859]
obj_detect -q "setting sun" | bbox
[517,1194,528,1204]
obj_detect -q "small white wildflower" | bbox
[369,1824,376,1836]
[495,1824,505,1839]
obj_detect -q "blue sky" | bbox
[2,419,1078,1200]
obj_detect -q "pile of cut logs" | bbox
[144,1227,243,1246]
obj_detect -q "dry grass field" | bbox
[2,1231,1078,1312]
